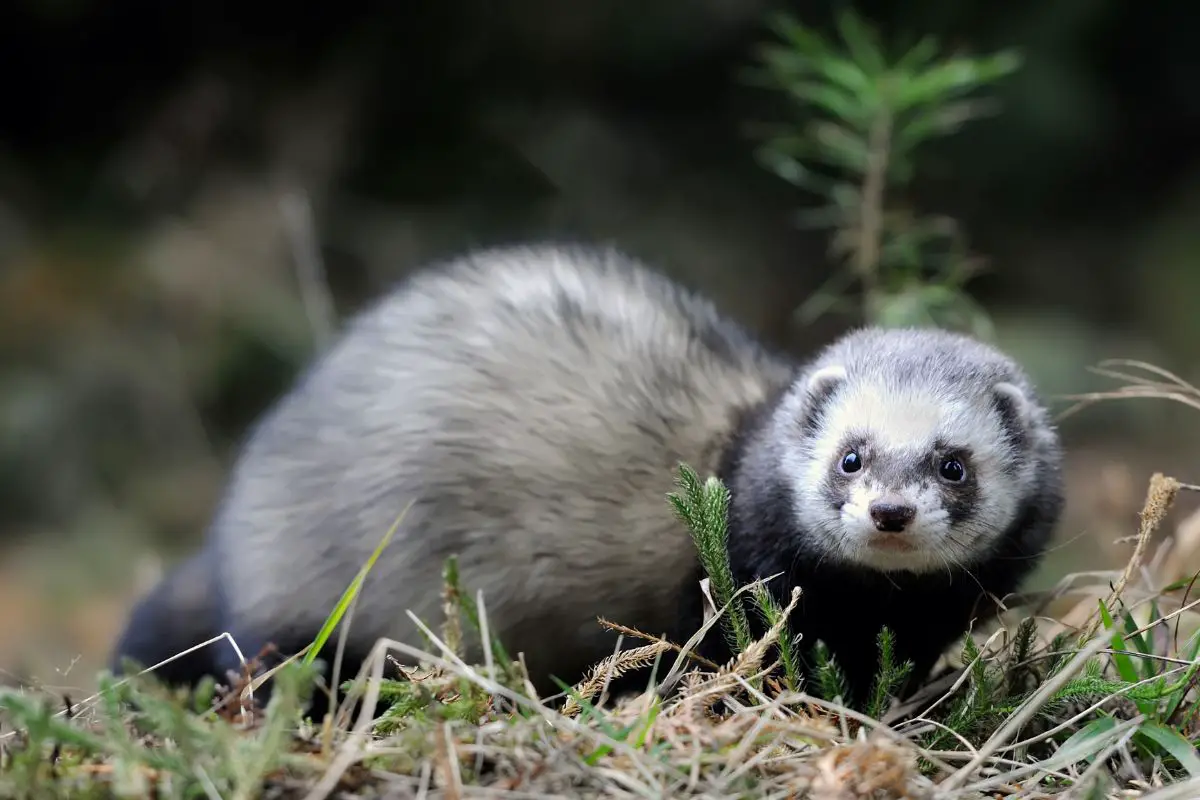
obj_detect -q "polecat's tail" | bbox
[108,549,221,688]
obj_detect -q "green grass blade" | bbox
[1136,722,1200,777]
[1055,715,1120,765]
[303,500,413,666]
[1098,600,1140,684]
[1164,629,1200,720]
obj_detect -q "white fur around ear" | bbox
[807,364,847,397]
[993,381,1030,427]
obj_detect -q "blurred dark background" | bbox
[2,0,1198,687]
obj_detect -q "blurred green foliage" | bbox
[749,9,1022,337]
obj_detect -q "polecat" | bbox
[109,243,1064,709]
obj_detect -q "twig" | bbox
[279,188,337,349]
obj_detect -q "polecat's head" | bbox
[772,327,1058,574]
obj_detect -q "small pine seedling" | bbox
[668,462,754,655]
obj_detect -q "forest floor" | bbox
[1,428,1199,798]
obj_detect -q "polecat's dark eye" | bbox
[939,458,966,483]
[840,451,862,474]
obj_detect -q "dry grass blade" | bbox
[1137,775,1200,800]
[561,642,673,718]
[654,573,783,698]
[597,618,722,670]
[279,187,337,348]
[1057,358,1200,419]
[670,587,802,718]
[1081,472,1182,641]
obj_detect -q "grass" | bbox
[1,370,1199,798]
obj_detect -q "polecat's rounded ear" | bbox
[806,364,847,399]
[795,364,846,429]
[992,381,1031,433]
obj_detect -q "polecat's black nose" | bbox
[869,501,916,532]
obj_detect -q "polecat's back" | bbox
[112,244,794,693]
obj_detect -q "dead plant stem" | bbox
[857,110,892,320]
